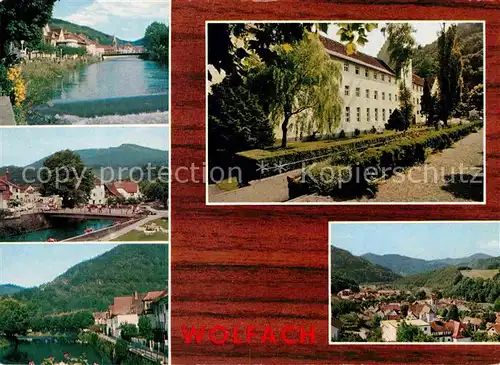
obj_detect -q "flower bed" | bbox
[303,121,483,199]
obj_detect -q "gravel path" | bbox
[294,129,484,203]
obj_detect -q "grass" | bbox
[112,230,168,242]
[215,177,240,192]
[460,269,499,279]
[151,218,169,230]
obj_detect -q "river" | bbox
[0,341,110,364]
[30,56,169,125]
[1,219,114,242]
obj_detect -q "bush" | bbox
[339,130,346,139]
[354,128,360,137]
[385,109,409,131]
[0,64,13,97]
[370,126,377,134]
[208,79,274,179]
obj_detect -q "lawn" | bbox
[215,177,240,192]
[113,230,169,242]
[152,218,169,230]
[461,269,500,280]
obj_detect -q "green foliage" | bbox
[467,84,483,111]
[385,109,408,131]
[143,22,169,65]
[0,298,30,337]
[140,178,169,208]
[0,0,58,61]
[382,23,416,78]
[120,323,138,341]
[354,129,361,137]
[58,46,86,57]
[494,298,500,312]
[396,321,435,342]
[331,299,361,317]
[328,23,378,55]
[367,326,382,342]
[370,126,377,134]
[339,130,346,139]
[208,79,275,173]
[250,32,343,147]
[39,150,94,208]
[330,273,360,294]
[446,305,460,321]
[32,311,94,333]
[420,78,438,125]
[438,24,463,124]
[448,275,500,303]
[138,316,153,340]
[472,331,489,342]
[416,290,427,300]
[398,82,414,125]
[114,338,130,363]
[13,245,169,315]
[339,312,360,329]
[330,246,401,284]
[0,64,13,97]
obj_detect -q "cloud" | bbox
[476,239,500,250]
[65,0,169,28]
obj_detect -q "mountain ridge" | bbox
[0,284,26,295]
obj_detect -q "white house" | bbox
[107,181,142,201]
[107,292,145,337]
[0,173,22,210]
[89,178,107,205]
[381,319,431,342]
[330,318,342,340]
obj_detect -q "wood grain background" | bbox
[171,1,500,363]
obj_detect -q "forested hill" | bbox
[50,18,143,45]
[330,246,401,287]
[11,245,169,315]
[412,23,483,90]
[0,284,25,295]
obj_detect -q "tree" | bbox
[416,290,427,300]
[114,338,129,363]
[483,311,496,324]
[437,24,463,125]
[467,83,483,111]
[385,109,408,131]
[39,150,94,208]
[0,0,59,61]
[494,298,500,312]
[141,180,169,208]
[398,82,414,125]
[382,23,416,79]
[446,305,460,321]
[143,22,169,65]
[367,326,382,342]
[251,32,342,147]
[138,316,153,340]
[319,23,378,55]
[472,330,488,342]
[420,78,435,125]
[401,304,409,318]
[120,323,138,341]
[0,299,30,343]
[396,322,435,342]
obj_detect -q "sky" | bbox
[325,22,461,58]
[330,222,500,260]
[0,244,117,287]
[52,0,170,41]
[0,126,169,167]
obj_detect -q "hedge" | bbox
[235,128,431,183]
[303,121,482,199]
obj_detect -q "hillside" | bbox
[361,253,494,276]
[393,266,462,291]
[0,144,168,185]
[12,244,169,315]
[0,284,25,295]
[50,18,143,45]
[331,246,401,286]
[412,23,483,90]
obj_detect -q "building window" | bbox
[389,93,392,101]
[374,90,378,100]
[395,94,398,102]
[388,76,391,83]
[345,107,350,123]
[374,72,377,80]
[382,108,386,121]
[355,66,360,75]
[366,89,370,98]
[356,107,360,122]
[344,63,349,72]
[356,87,360,97]
[375,108,378,122]
[344,85,350,96]
[366,108,370,122]
[389,108,392,116]
[381,74,385,82]
[382,92,385,101]
[365,69,369,78]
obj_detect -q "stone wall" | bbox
[0,213,52,238]
[63,217,143,242]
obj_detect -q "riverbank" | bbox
[16,56,101,124]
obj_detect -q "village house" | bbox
[331,318,342,340]
[93,312,108,326]
[381,319,431,342]
[89,178,107,205]
[0,172,22,210]
[107,291,145,337]
[487,323,500,337]
[88,179,142,205]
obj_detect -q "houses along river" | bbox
[30,56,169,124]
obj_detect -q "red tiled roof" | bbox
[109,294,145,316]
[412,73,425,86]
[0,175,21,189]
[105,183,124,199]
[430,320,451,334]
[113,181,139,194]
[143,290,168,302]
[319,35,395,75]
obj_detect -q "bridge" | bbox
[102,52,147,59]
[42,207,146,220]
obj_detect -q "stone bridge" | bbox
[43,208,145,220]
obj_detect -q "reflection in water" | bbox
[31,57,169,122]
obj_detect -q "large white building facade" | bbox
[277,35,425,141]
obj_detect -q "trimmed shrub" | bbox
[339,130,346,139]
[370,125,377,134]
[354,128,361,137]
[305,121,482,198]
[385,109,409,131]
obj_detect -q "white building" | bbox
[381,319,431,342]
[89,178,107,205]
[106,292,145,337]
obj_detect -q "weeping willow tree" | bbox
[250,32,343,148]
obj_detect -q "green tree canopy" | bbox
[120,323,138,341]
[396,321,434,342]
[250,32,343,147]
[382,23,416,80]
[138,316,153,340]
[0,0,59,61]
[0,299,30,338]
[39,150,94,208]
[446,305,460,321]
[144,22,169,65]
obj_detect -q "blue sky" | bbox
[326,22,480,58]
[330,222,499,260]
[0,244,117,287]
[53,0,170,41]
[0,126,169,166]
